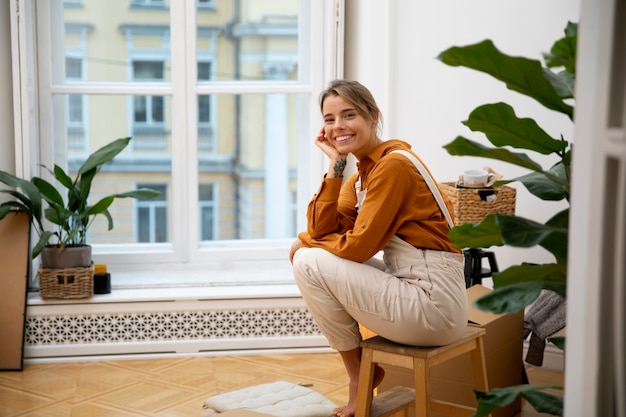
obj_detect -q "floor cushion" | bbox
[203,380,337,417]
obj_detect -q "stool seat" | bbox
[356,325,489,417]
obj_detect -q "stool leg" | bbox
[470,336,489,393]
[355,348,376,417]
[413,357,429,417]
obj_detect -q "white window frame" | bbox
[13,0,344,280]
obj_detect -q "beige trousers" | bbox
[292,236,468,351]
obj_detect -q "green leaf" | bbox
[543,69,574,99]
[496,214,568,263]
[548,336,566,350]
[493,263,567,298]
[540,209,569,264]
[50,164,73,190]
[463,103,566,154]
[33,177,64,208]
[78,137,131,176]
[544,22,577,74]
[471,385,563,417]
[114,189,162,199]
[32,231,55,259]
[438,40,573,118]
[448,214,503,249]
[513,163,569,202]
[84,196,115,217]
[443,137,544,172]
[522,390,564,415]
[473,281,543,313]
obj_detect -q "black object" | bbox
[463,248,498,288]
[94,272,111,294]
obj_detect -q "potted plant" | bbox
[436,21,576,417]
[0,136,160,269]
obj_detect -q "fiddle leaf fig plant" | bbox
[0,137,160,259]
[437,21,577,417]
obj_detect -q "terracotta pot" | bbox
[40,245,92,269]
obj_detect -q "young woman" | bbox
[289,80,467,417]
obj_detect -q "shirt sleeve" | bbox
[300,157,416,262]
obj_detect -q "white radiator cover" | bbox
[24,285,330,360]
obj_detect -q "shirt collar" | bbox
[361,139,413,163]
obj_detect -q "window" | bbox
[65,57,86,152]
[199,183,216,241]
[23,0,342,284]
[137,184,168,243]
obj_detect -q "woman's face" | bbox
[322,95,379,159]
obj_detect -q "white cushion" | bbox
[203,380,337,417]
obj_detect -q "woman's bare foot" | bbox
[333,364,385,417]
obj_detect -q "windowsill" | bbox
[27,283,301,305]
[27,264,299,305]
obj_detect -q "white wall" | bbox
[345,0,580,272]
[0,0,15,182]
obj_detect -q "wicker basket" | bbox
[38,263,94,299]
[439,182,516,225]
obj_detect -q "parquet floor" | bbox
[0,353,563,417]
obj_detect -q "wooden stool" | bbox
[355,325,489,417]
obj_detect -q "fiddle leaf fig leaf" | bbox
[497,214,568,259]
[540,209,569,264]
[448,214,503,249]
[493,263,567,298]
[463,103,567,154]
[512,161,569,201]
[443,137,543,172]
[438,39,573,118]
[473,281,543,313]
[543,69,574,99]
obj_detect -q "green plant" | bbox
[0,137,160,258]
[437,21,577,417]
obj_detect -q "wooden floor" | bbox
[0,353,563,417]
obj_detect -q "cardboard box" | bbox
[377,284,524,417]
[210,409,275,417]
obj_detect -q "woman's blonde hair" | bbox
[319,80,383,135]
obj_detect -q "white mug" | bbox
[463,169,496,188]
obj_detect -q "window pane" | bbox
[61,2,171,83]
[197,0,299,82]
[198,93,301,241]
[52,94,173,245]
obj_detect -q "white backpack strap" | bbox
[391,150,454,229]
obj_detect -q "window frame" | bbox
[16,0,343,281]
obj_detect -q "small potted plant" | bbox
[0,136,160,269]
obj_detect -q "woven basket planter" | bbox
[38,263,94,300]
[439,182,517,225]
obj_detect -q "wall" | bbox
[345,0,580,272]
[0,0,15,185]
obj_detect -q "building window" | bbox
[197,61,215,152]
[199,183,216,241]
[137,183,168,243]
[65,57,86,152]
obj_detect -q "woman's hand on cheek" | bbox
[315,126,343,160]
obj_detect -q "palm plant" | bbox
[0,137,160,259]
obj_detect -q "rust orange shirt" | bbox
[298,140,460,262]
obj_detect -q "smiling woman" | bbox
[290,79,466,417]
